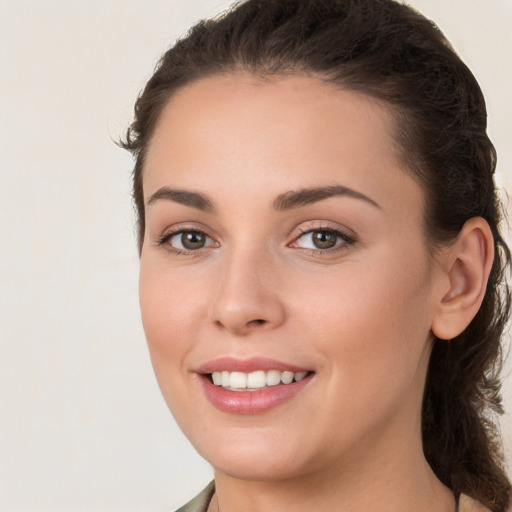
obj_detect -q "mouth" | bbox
[207,369,310,391]
[197,358,314,414]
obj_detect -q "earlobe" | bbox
[431,217,494,341]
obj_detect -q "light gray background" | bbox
[0,1,511,511]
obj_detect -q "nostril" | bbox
[251,319,266,326]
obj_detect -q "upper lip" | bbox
[196,356,311,374]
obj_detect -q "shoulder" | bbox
[174,481,215,512]
[458,494,492,512]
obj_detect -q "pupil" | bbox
[182,232,205,249]
[313,231,337,249]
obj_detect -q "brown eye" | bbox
[311,230,338,249]
[289,227,355,253]
[180,231,206,250]
[161,229,216,252]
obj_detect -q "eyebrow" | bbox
[146,187,215,212]
[146,183,380,213]
[272,184,380,211]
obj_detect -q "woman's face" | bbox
[139,74,445,481]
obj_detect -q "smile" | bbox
[198,359,314,414]
[197,357,314,414]
[210,370,308,391]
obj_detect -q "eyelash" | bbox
[289,226,356,256]
[155,225,356,256]
[155,228,217,255]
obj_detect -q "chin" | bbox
[191,428,314,482]
[209,453,307,482]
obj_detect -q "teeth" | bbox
[281,371,294,384]
[294,371,307,382]
[247,370,266,388]
[210,370,309,390]
[266,370,281,386]
[229,371,247,389]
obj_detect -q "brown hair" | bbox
[121,0,511,509]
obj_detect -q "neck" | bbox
[211,423,455,512]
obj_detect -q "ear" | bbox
[431,217,494,341]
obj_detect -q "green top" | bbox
[174,481,490,512]
[175,482,215,512]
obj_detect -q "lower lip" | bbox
[200,374,313,414]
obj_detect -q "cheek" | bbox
[294,246,434,394]
[139,255,208,338]
[138,261,205,395]
[138,266,215,440]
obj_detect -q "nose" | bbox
[209,249,286,336]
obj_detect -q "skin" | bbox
[138,73,486,512]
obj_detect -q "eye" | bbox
[158,229,217,252]
[290,228,354,251]
[303,230,338,249]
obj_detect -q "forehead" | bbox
[143,73,423,218]
[146,73,399,171]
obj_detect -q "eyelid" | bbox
[153,221,356,256]
[155,223,219,253]
[290,220,356,240]
[288,222,357,253]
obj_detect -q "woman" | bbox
[121,0,511,510]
